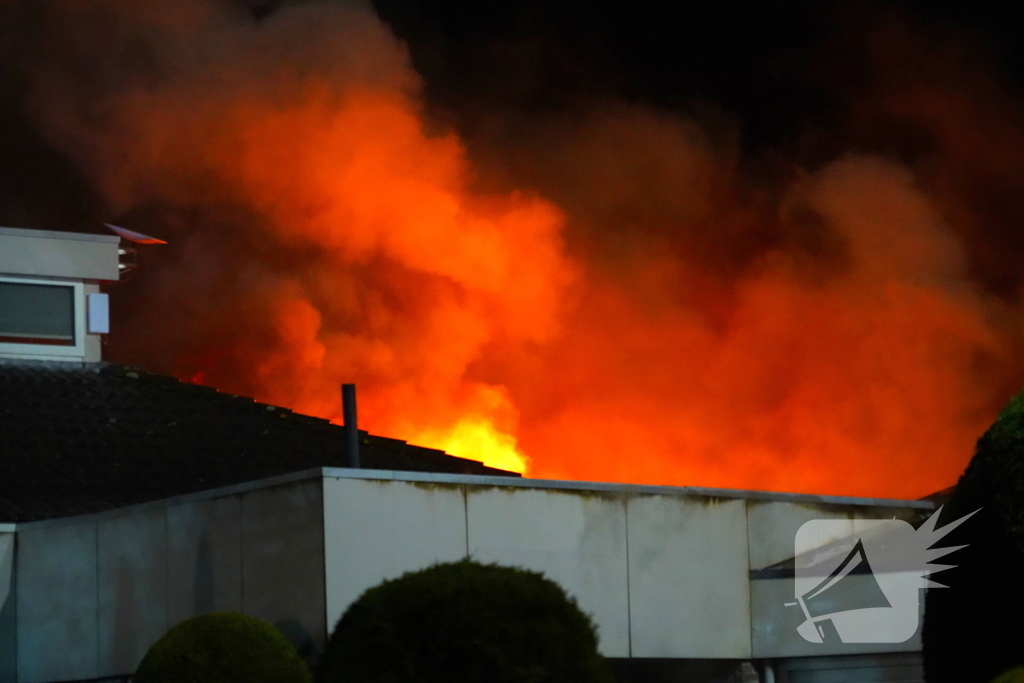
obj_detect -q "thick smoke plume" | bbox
[5,0,1024,496]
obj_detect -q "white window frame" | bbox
[0,275,86,360]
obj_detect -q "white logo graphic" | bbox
[787,506,979,644]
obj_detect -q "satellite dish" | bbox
[104,223,168,245]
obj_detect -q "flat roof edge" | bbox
[318,468,937,508]
[5,467,935,531]
[0,226,120,243]
[10,467,327,531]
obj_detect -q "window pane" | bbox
[0,282,75,343]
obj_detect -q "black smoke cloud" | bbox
[4,0,1024,496]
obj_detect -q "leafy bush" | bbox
[992,668,1024,683]
[923,391,1024,683]
[317,559,613,683]
[135,611,311,683]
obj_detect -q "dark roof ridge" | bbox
[1,359,518,521]
[98,363,341,428]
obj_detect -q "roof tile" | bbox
[0,360,516,522]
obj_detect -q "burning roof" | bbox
[2,0,1022,499]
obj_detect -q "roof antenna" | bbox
[342,384,360,469]
[105,223,168,244]
[104,223,167,281]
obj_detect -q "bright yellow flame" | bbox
[416,419,530,475]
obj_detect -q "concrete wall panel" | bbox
[747,501,931,571]
[97,509,169,677]
[241,480,325,659]
[466,487,630,657]
[750,575,923,658]
[323,478,467,635]
[749,502,932,658]
[16,522,99,683]
[627,495,750,658]
[747,502,855,571]
[167,495,243,627]
[0,533,16,683]
[0,228,120,280]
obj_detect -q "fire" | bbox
[18,0,1024,499]
[411,419,530,475]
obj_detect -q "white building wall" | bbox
[15,522,99,683]
[240,480,326,659]
[626,495,750,658]
[465,486,631,657]
[322,478,467,636]
[321,473,934,664]
[96,509,169,677]
[7,470,937,682]
[0,532,17,683]
[323,478,754,660]
[0,227,120,281]
[747,500,932,658]
[11,477,326,682]
[166,495,243,626]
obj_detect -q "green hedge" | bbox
[317,559,613,683]
[135,612,311,683]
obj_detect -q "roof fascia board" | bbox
[4,467,935,531]
[319,468,937,509]
[0,227,119,243]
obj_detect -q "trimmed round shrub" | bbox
[317,559,613,683]
[923,391,1024,683]
[135,611,311,683]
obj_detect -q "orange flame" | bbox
[413,419,530,475]
[26,0,1022,499]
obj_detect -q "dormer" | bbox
[0,227,121,362]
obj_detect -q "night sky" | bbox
[0,3,1014,198]
[5,0,1024,288]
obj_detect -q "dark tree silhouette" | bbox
[923,392,1024,683]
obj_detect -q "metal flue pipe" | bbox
[342,383,360,469]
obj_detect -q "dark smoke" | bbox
[3,0,1024,496]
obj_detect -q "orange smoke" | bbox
[19,0,1024,497]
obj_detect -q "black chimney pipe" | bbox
[342,383,360,468]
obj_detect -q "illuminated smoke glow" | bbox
[8,0,1024,496]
